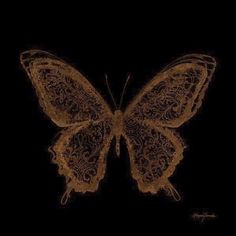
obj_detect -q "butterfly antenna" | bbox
[105,74,118,109]
[119,74,131,109]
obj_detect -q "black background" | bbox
[4,2,233,233]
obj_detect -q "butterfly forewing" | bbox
[124,54,216,128]
[20,50,112,127]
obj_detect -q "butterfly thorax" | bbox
[113,110,123,157]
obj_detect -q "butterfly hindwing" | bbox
[124,54,216,128]
[123,118,184,199]
[51,118,114,204]
[20,50,112,127]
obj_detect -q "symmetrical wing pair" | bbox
[20,50,216,204]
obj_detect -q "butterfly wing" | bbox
[21,50,114,203]
[20,50,112,127]
[124,54,216,128]
[50,118,113,204]
[123,54,216,199]
[123,118,184,200]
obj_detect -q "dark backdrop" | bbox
[4,3,233,233]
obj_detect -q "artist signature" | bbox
[191,212,217,223]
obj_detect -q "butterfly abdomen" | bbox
[113,110,123,157]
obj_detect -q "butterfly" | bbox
[20,50,216,204]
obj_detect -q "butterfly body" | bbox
[20,50,216,204]
[112,109,123,157]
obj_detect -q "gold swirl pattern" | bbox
[21,51,216,204]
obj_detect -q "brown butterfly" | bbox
[20,50,216,204]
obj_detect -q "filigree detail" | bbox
[125,55,216,128]
[20,50,111,127]
[123,118,184,197]
[51,118,113,203]
[21,50,216,204]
